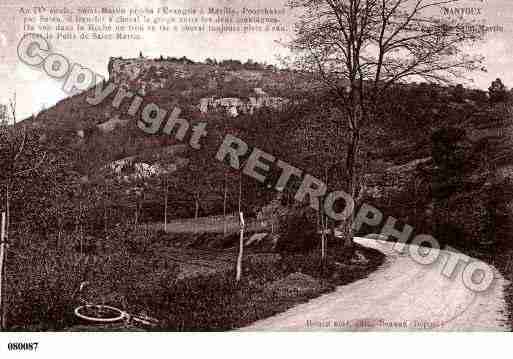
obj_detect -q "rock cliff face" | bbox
[108,57,198,94]
[107,57,292,117]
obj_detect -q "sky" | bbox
[1,0,513,120]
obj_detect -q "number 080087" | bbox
[7,342,39,351]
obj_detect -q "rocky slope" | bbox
[12,56,513,249]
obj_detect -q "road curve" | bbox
[243,237,510,331]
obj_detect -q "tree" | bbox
[287,0,483,247]
[205,58,217,65]
[489,78,507,104]
[452,84,465,103]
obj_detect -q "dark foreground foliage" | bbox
[4,225,384,331]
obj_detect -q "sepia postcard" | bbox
[0,0,513,357]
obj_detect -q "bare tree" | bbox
[287,0,484,246]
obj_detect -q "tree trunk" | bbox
[103,195,108,238]
[236,222,244,283]
[135,202,138,226]
[322,166,327,260]
[223,173,228,238]
[194,195,199,220]
[235,174,244,283]
[2,184,10,331]
[5,184,9,246]
[320,211,327,261]
[0,212,6,330]
[343,125,360,248]
[164,179,168,232]
[57,214,62,249]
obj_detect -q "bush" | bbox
[279,253,336,279]
[275,207,318,254]
[489,78,508,104]
[431,127,467,169]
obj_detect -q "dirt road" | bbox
[243,237,510,331]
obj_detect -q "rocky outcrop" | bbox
[108,57,198,94]
[97,115,130,133]
[105,156,179,182]
[198,89,290,117]
[107,57,291,118]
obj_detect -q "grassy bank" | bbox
[3,226,384,331]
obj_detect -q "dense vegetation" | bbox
[2,61,513,329]
[4,224,383,330]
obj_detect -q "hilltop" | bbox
[5,55,513,331]
[6,55,513,250]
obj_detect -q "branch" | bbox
[13,152,47,177]
[12,126,27,164]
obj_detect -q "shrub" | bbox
[279,253,336,279]
[275,206,318,254]
[452,84,465,103]
[489,78,508,104]
[431,127,467,169]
